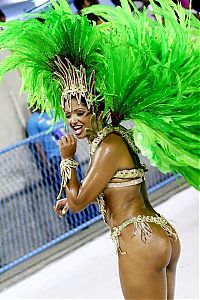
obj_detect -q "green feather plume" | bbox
[83,0,200,190]
[0,0,105,120]
[0,0,199,190]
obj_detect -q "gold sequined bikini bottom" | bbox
[110,214,178,255]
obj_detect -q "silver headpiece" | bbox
[54,55,95,111]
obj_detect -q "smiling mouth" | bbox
[73,125,83,135]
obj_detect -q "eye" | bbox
[65,113,71,118]
[77,111,85,116]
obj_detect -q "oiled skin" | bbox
[54,101,181,300]
[96,134,180,300]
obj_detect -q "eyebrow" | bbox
[64,108,86,114]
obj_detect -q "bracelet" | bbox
[57,158,79,200]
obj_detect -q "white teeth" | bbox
[73,125,82,135]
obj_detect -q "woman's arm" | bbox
[55,133,123,214]
[67,137,123,212]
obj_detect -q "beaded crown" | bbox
[54,56,95,111]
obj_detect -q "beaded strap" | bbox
[96,193,107,223]
[88,125,139,157]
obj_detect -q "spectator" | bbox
[26,108,85,229]
[74,0,102,24]
[192,0,200,11]
[74,0,99,10]
[27,108,63,191]
[26,108,84,192]
[110,0,122,6]
[0,9,6,30]
[111,0,150,12]
[0,9,6,22]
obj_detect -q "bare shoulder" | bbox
[97,132,128,156]
[103,132,127,147]
[90,132,134,171]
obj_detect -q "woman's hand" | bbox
[58,134,77,159]
[53,198,69,218]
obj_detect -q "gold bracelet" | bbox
[57,158,79,200]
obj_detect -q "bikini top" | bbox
[107,166,146,188]
[88,125,147,188]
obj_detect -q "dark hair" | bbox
[110,0,121,6]
[74,0,101,24]
[74,0,99,11]
[74,0,85,10]
[192,0,200,11]
[0,9,6,21]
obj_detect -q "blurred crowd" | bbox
[0,0,199,24]
[0,9,5,27]
[74,0,200,19]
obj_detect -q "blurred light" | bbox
[0,0,28,5]
[33,0,48,6]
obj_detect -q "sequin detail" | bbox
[88,125,139,157]
[96,193,107,223]
[107,177,143,188]
[113,168,145,179]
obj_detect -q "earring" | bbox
[85,112,103,140]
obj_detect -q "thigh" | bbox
[119,263,167,300]
[118,224,172,299]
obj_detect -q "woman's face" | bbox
[64,99,93,139]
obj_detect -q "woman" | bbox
[54,97,181,299]
[0,0,199,299]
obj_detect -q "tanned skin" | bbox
[54,99,180,300]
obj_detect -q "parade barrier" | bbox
[0,127,180,275]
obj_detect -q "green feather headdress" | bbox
[0,0,199,190]
[0,0,105,120]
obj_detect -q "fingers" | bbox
[59,134,75,143]
[59,134,77,147]
[53,198,68,218]
[58,134,77,159]
[59,135,68,146]
[62,203,69,215]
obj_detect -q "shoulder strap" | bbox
[88,125,140,157]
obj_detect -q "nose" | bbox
[69,114,78,126]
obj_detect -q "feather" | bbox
[84,0,200,190]
[0,0,105,121]
[0,0,199,190]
